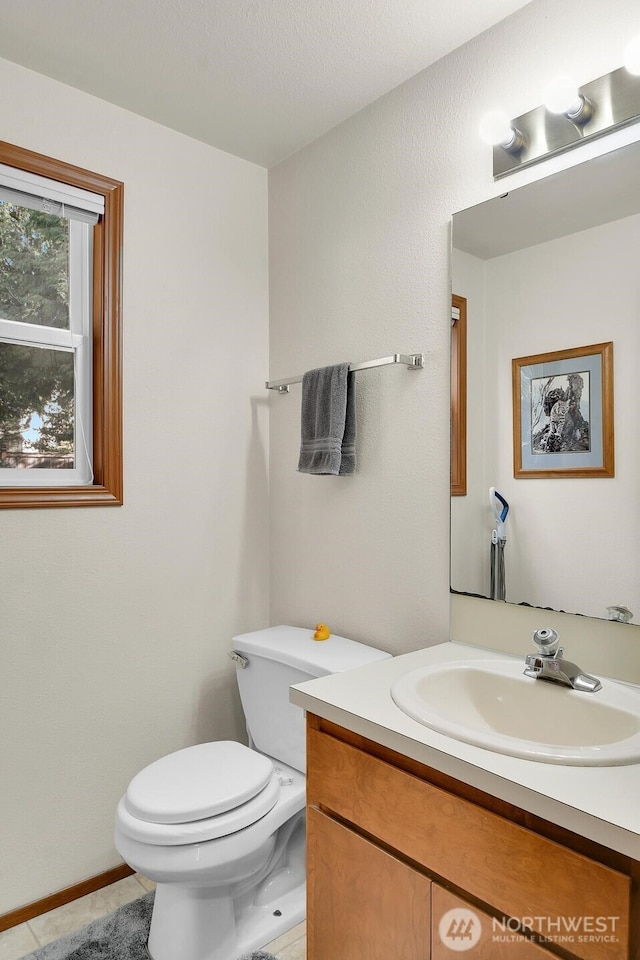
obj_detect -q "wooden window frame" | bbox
[0,140,123,508]
[451,293,467,497]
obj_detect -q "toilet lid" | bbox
[117,773,282,845]
[124,741,274,823]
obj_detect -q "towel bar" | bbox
[265,353,424,393]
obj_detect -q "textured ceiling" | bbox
[0,0,533,167]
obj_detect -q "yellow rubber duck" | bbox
[313,623,331,641]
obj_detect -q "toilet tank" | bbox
[231,625,391,773]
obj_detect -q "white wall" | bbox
[268,0,640,657]
[0,58,269,913]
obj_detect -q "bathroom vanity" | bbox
[291,643,640,960]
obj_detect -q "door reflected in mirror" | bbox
[451,294,467,497]
[451,139,640,626]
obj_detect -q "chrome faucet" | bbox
[524,628,602,693]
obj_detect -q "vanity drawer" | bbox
[307,725,631,960]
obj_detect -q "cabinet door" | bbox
[432,885,553,959]
[307,806,431,960]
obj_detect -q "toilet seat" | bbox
[117,772,282,845]
[125,741,274,823]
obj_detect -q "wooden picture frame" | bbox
[512,341,614,479]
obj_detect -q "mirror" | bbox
[451,139,640,626]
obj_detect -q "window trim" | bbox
[0,140,123,508]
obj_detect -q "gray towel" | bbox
[297,363,356,475]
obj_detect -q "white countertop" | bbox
[290,641,640,859]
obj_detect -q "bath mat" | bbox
[20,891,277,960]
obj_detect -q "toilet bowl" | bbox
[114,626,391,960]
[115,748,306,960]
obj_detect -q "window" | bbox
[0,141,123,507]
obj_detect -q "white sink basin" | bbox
[390,659,640,765]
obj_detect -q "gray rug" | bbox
[20,892,277,960]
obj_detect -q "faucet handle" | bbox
[531,627,560,656]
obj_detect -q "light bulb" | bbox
[623,35,640,75]
[544,75,593,125]
[544,76,583,116]
[479,110,514,146]
[479,110,525,155]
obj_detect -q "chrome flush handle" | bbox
[228,651,248,669]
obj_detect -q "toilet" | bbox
[114,625,390,960]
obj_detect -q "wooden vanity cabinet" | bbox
[306,714,639,960]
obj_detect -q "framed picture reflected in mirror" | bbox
[512,341,614,479]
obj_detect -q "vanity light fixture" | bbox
[482,40,640,178]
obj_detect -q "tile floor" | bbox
[0,875,306,960]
